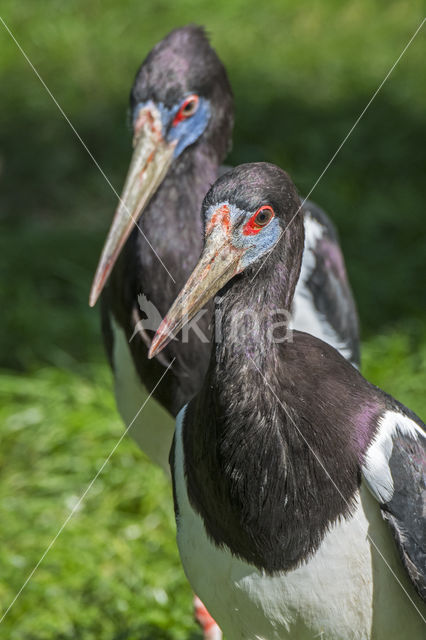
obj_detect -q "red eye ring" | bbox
[172,94,200,127]
[243,205,275,236]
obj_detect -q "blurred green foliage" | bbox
[0,1,425,638]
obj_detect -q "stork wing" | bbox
[297,199,360,367]
[362,408,426,600]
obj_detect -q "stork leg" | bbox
[193,595,222,640]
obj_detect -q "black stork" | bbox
[149,163,426,640]
[89,25,360,474]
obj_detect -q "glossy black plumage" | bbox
[157,165,425,635]
[174,164,368,569]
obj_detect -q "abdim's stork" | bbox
[89,27,360,640]
[149,163,426,640]
[89,26,359,472]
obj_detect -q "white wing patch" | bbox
[291,213,353,362]
[299,212,324,283]
[362,410,422,503]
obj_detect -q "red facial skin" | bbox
[133,107,163,144]
[243,205,275,236]
[206,205,231,236]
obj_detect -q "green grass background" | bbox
[0,1,425,638]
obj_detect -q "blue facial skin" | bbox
[133,97,211,159]
[204,202,282,269]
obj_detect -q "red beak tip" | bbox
[148,331,167,359]
[147,339,158,359]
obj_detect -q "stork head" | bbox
[148,162,304,359]
[89,25,233,306]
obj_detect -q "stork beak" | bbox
[89,105,177,307]
[148,228,244,359]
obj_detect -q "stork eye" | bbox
[173,94,199,126]
[182,96,199,115]
[242,205,275,236]
[254,206,274,227]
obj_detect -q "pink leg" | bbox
[193,595,222,640]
